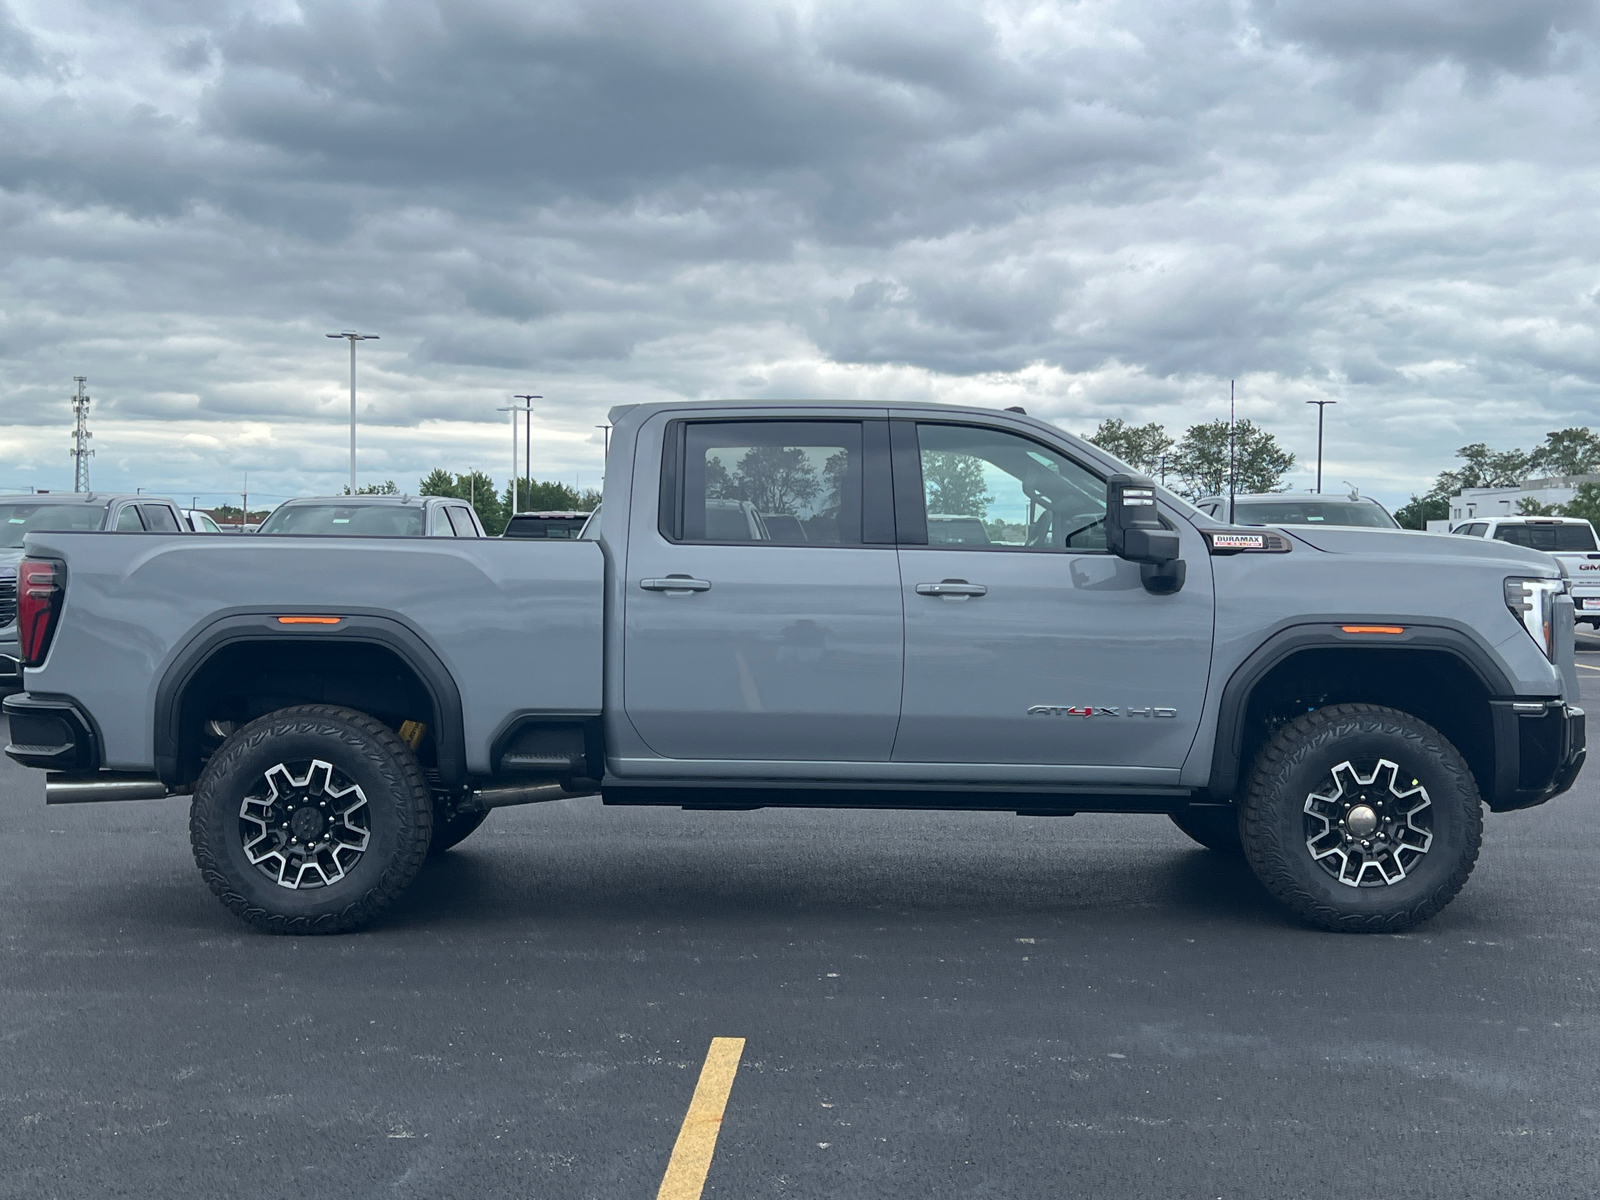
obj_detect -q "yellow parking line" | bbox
[656,1037,745,1200]
[1578,663,1600,671]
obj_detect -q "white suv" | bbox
[1452,516,1600,625]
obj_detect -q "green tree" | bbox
[1562,482,1600,527]
[421,468,508,534]
[1529,428,1600,478]
[501,477,600,517]
[1517,496,1560,516]
[1170,419,1296,500]
[922,451,992,516]
[1453,443,1528,489]
[1393,493,1449,530]
[1085,419,1175,479]
[343,480,398,495]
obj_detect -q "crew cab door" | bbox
[890,419,1214,772]
[623,415,903,762]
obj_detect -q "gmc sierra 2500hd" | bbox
[3,400,1586,934]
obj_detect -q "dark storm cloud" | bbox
[2,0,1600,505]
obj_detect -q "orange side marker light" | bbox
[1341,625,1404,635]
[276,616,342,625]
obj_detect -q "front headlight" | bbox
[1505,576,1566,660]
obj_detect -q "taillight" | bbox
[17,558,63,667]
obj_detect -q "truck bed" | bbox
[21,532,604,775]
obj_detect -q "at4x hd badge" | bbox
[1027,705,1178,718]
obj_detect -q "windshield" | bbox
[1494,523,1598,552]
[1230,500,1398,529]
[0,501,109,548]
[258,504,426,537]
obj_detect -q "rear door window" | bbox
[140,504,182,532]
[662,420,889,546]
[114,506,145,531]
[445,506,479,536]
[1494,523,1599,551]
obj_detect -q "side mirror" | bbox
[1106,474,1179,564]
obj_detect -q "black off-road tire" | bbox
[1240,703,1482,933]
[1169,806,1244,855]
[429,804,490,855]
[189,704,433,934]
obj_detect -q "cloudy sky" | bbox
[2,0,1598,508]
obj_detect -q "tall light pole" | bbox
[1306,400,1337,494]
[496,395,538,515]
[326,332,379,494]
[515,395,541,503]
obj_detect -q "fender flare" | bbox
[1206,620,1517,799]
[152,613,467,788]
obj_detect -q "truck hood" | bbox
[1278,525,1559,573]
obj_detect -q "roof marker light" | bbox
[277,616,342,625]
[1341,625,1404,635]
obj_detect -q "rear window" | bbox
[1494,523,1598,552]
[1230,500,1398,529]
[503,514,588,539]
[258,504,426,537]
[0,501,109,548]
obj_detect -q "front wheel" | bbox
[1240,703,1482,933]
[189,704,434,934]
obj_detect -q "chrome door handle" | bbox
[640,576,711,593]
[916,580,987,597]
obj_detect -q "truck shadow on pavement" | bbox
[377,835,1286,934]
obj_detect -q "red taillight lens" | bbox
[17,558,62,667]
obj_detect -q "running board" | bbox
[601,785,1196,814]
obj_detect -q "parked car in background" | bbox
[1195,493,1400,529]
[0,492,187,682]
[1452,516,1600,626]
[502,510,593,540]
[256,495,485,537]
[182,509,224,534]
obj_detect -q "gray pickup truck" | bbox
[2,401,1585,934]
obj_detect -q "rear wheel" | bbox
[189,704,433,934]
[1169,807,1243,855]
[1240,703,1481,933]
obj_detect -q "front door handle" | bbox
[640,576,712,594]
[915,580,987,597]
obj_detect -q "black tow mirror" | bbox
[1107,474,1179,564]
[1106,473,1186,595]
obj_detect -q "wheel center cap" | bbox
[290,806,325,841]
[1346,804,1379,838]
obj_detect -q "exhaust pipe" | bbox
[46,772,174,804]
[467,781,596,811]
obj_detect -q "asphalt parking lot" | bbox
[5,666,1600,1199]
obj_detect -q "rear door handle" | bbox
[640,576,712,593]
[915,580,987,597]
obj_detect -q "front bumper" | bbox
[1487,699,1586,812]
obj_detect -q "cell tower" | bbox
[70,376,94,492]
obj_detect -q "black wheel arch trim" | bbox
[152,613,467,789]
[1206,619,1523,803]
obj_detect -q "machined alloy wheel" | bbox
[1241,703,1481,933]
[190,704,433,934]
[240,759,372,888]
[1303,758,1433,887]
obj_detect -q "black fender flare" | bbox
[152,613,467,788]
[1206,619,1518,800]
